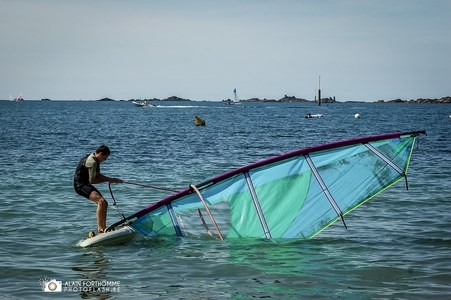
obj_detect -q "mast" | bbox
[318,75,321,106]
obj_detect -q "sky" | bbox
[1,0,450,102]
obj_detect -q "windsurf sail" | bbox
[108,131,425,240]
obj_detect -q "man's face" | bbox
[97,153,109,162]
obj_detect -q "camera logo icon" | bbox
[43,279,62,292]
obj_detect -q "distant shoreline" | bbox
[84,95,451,104]
[96,95,451,104]
[1,96,450,104]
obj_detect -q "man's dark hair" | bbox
[96,145,111,155]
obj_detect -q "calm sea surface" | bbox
[0,100,450,299]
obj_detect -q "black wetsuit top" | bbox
[73,153,100,195]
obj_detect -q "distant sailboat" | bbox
[13,92,24,101]
[232,88,242,105]
[225,88,242,105]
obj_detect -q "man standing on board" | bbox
[74,145,123,234]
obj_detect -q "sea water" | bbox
[0,100,450,299]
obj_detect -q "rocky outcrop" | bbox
[163,96,191,101]
[278,95,309,102]
[237,95,337,103]
[377,97,451,104]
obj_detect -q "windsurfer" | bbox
[73,145,123,234]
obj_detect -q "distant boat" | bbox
[11,92,23,101]
[305,113,323,118]
[233,88,242,105]
[132,100,155,108]
[225,88,242,105]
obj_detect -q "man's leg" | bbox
[89,191,109,233]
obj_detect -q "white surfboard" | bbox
[79,225,136,247]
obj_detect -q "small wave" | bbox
[156,105,208,109]
[410,237,451,247]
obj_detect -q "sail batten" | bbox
[107,131,425,241]
[305,154,347,229]
[364,143,405,176]
[167,203,183,237]
[244,172,272,239]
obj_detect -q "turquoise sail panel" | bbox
[131,206,178,237]
[295,136,416,239]
[245,158,311,238]
[122,132,423,241]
